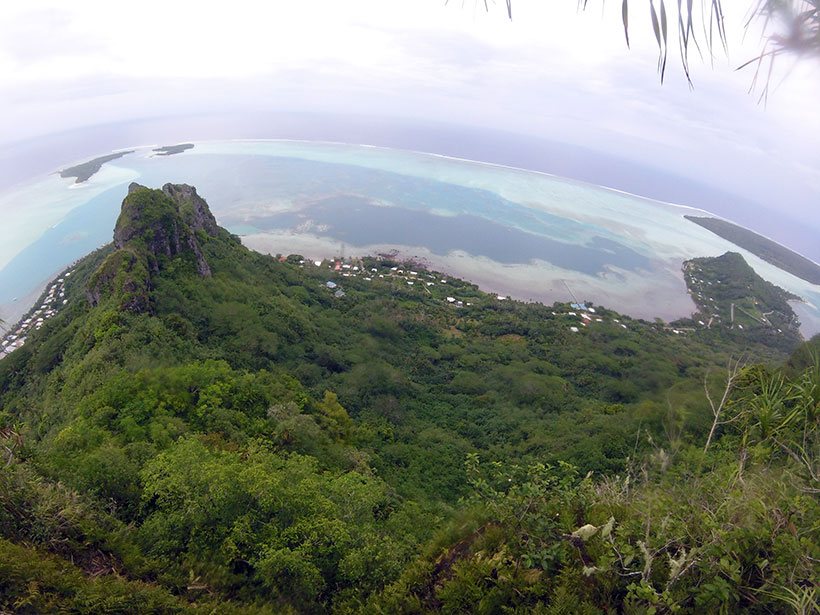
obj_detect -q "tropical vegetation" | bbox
[0,185,816,613]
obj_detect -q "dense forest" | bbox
[673,251,803,353]
[0,184,817,613]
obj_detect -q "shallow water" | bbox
[0,140,817,334]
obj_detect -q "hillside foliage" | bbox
[0,185,816,613]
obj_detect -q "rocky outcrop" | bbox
[86,183,222,311]
[86,248,151,312]
[161,183,220,238]
[114,183,213,277]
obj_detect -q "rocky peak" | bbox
[87,183,221,311]
[113,183,213,277]
[161,183,220,238]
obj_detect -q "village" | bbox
[0,269,74,360]
[682,256,795,335]
[289,254,640,335]
[7,254,776,366]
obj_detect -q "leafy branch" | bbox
[471,1,819,92]
[703,356,746,453]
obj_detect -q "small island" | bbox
[152,143,195,156]
[59,151,134,184]
[673,251,803,352]
[685,215,820,285]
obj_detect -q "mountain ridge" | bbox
[85,183,228,311]
[0,184,816,613]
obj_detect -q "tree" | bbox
[703,357,745,453]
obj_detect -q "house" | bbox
[326,281,338,289]
[334,289,346,298]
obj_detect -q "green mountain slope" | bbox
[673,251,803,352]
[0,185,816,613]
[685,215,820,285]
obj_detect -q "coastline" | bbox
[240,231,698,322]
[0,139,817,339]
[10,137,814,265]
[168,138,820,267]
[0,265,69,336]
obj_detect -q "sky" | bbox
[0,0,818,258]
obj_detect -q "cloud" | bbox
[0,0,817,258]
[0,7,105,64]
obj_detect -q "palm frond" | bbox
[474,1,820,93]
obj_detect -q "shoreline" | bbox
[0,140,817,340]
[5,137,817,266]
[0,263,77,358]
[240,231,698,323]
[45,137,820,268]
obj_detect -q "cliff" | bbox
[86,183,223,311]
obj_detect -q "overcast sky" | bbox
[0,1,818,256]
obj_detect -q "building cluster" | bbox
[312,257,479,307]
[553,302,615,333]
[682,262,725,328]
[306,258,643,334]
[0,270,73,359]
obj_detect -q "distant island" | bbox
[685,215,820,285]
[59,151,134,184]
[152,143,195,156]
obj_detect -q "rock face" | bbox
[160,183,220,237]
[85,248,151,312]
[115,183,214,277]
[86,183,222,311]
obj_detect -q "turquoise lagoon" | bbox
[0,141,818,335]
